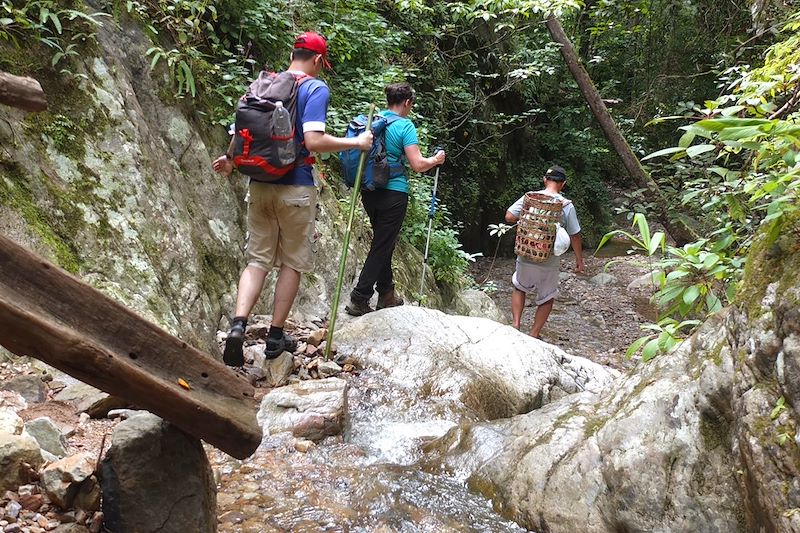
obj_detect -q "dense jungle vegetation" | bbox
[1,0,798,359]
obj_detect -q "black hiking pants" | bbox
[351,189,409,301]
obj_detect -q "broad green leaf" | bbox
[694,118,770,131]
[678,131,695,148]
[666,270,690,281]
[626,336,649,358]
[720,105,746,116]
[686,144,716,158]
[706,292,722,313]
[682,190,702,204]
[641,338,661,361]
[718,126,769,141]
[633,213,651,247]
[702,253,720,269]
[648,232,665,255]
[49,12,61,34]
[641,147,685,161]
[683,285,701,305]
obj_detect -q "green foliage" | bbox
[402,176,480,286]
[772,396,788,420]
[598,214,742,361]
[1,0,109,77]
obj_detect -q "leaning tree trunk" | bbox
[0,71,47,112]
[545,15,698,246]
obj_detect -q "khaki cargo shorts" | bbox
[512,258,559,305]
[245,182,318,273]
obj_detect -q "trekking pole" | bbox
[325,104,375,360]
[418,148,443,304]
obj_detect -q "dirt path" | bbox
[470,247,658,371]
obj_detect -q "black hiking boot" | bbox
[222,320,246,367]
[345,297,374,317]
[264,333,298,360]
[376,289,404,310]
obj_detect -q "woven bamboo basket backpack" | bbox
[514,192,564,263]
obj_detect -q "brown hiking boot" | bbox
[377,289,404,310]
[345,297,374,316]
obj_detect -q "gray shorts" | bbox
[512,258,559,305]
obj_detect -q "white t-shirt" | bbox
[507,190,581,267]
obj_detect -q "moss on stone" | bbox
[0,160,82,273]
[699,413,729,450]
[737,211,800,321]
[583,414,609,438]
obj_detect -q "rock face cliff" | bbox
[0,12,489,354]
[421,215,800,533]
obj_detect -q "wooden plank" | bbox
[0,235,261,459]
[0,71,48,112]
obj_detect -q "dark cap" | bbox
[293,31,332,69]
[545,165,567,182]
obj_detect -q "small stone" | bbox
[317,361,342,378]
[4,523,22,533]
[318,341,337,355]
[304,344,318,356]
[106,410,140,420]
[589,272,616,286]
[5,501,21,519]
[293,439,314,453]
[306,329,327,347]
[87,512,102,533]
[343,364,355,373]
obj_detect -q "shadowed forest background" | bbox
[1,0,798,355]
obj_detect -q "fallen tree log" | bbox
[0,235,261,459]
[545,15,698,246]
[0,71,47,112]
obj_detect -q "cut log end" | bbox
[0,71,48,112]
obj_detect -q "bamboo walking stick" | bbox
[325,105,375,360]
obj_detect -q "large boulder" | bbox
[424,214,800,533]
[100,413,216,533]
[430,312,741,532]
[53,383,129,418]
[0,433,44,491]
[24,417,68,459]
[335,306,616,420]
[0,375,47,404]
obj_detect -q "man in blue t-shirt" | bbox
[212,32,372,367]
[345,82,446,316]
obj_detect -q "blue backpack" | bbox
[340,114,405,190]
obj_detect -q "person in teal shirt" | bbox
[346,82,446,316]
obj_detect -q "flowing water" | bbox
[210,244,654,532]
[211,368,526,532]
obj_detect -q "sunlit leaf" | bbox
[642,146,685,161]
[686,144,716,158]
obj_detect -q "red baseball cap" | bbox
[293,31,332,69]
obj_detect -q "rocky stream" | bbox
[0,248,658,532]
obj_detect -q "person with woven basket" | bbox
[505,165,585,338]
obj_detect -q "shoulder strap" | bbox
[384,114,403,125]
